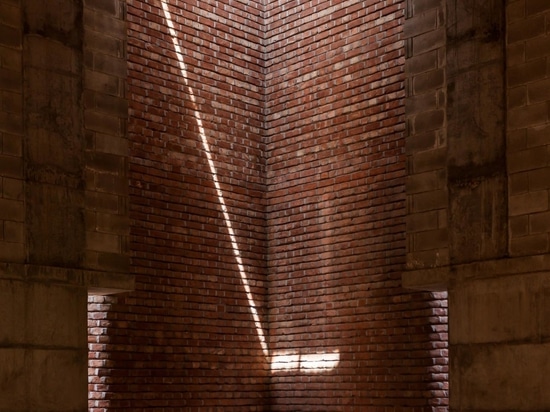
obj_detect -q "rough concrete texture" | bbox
[451,342,550,411]
[0,0,130,410]
[83,0,129,273]
[448,269,550,410]
[450,274,539,344]
[23,0,86,266]
[404,0,550,411]
[405,0,449,270]
[446,0,507,264]
[0,0,25,263]
[0,278,87,412]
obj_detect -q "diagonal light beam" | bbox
[160,0,269,358]
[160,1,340,373]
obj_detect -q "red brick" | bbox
[88,0,448,410]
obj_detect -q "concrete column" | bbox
[404,0,550,411]
[0,0,132,410]
[0,1,88,411]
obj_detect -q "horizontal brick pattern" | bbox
[265,0,448,410]
[507,0,550,256]
[88,0,270,410]
[404,0,448,270]
[83,0,129,274]
[0,0,25,262]
[88,294,115,412]
[88,0,449,410]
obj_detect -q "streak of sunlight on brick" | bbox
[271,351,340,373]
[161,0,269,358]
[161,1,340,373]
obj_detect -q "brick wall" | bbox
[265,0,447,410]
[507,0,550,256]
[88,0,449,410]
[88,0,270,410]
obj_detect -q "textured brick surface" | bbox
[264,0,447,410]
[88,0,270,410]
[87,0,448,410]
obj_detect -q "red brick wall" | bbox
[264,0,447,410]
[89,0,270,410]
[89,0,448,410]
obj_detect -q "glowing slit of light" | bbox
[271,351,340,372]
[161,1,340,372]
[160,0,269,358]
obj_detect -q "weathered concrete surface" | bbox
[23,0,86,267]
[449,269,550,410]
[0,278,87,412]
[404,1,550,411]
[450,274,539,345]
[0,0,130,410]
[451,342,550,411]
[446,0,507,264]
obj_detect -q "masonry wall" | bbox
[264,0,448,410]
[87,0,450,410]
[88,0,270,410]
[404,0,448,271]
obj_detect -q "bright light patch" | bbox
[271,350,340,372]
[270,353,300,371]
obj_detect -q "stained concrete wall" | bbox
[0,0,131,410]
[404,0,550,410]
